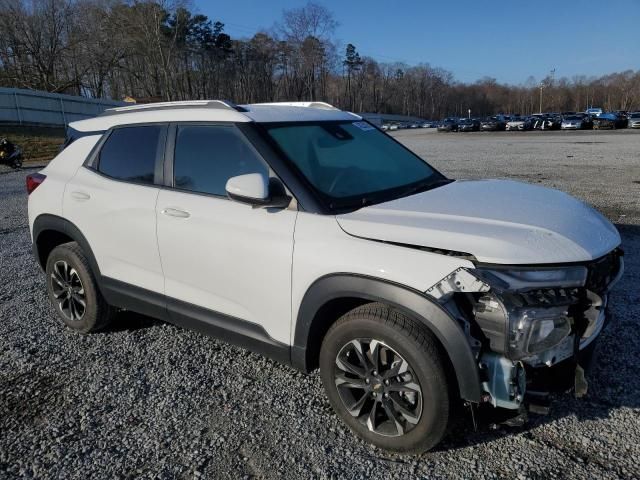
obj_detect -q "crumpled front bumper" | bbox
[479,253,623,410]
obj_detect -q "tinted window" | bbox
[173,125,267,196]
[266,122,440,204]
[98,126,163,184]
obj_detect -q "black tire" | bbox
[319,303,449,454]
[45,241,114,333]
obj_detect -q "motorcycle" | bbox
[0,138,23,169]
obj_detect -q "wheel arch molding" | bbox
[293,274,483,403]
[32,214,101,277]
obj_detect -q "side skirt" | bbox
[100,277,292,366]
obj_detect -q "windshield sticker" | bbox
[352,121,375,131]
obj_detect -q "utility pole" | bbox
[539,82,544,114]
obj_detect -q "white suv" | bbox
[27,101,623,453]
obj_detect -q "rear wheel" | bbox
[319,303,450,453]
[45,242,114,333]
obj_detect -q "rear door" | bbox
[155,123,297,345]
[63,124,167,295]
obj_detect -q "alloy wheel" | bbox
[50,260,86,321]
[334,338,423,437]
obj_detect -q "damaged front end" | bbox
[426,249,624,416]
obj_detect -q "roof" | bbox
[69,100,361,132]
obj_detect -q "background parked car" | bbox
[506,116,532,131]
[586,107,603,117]
[437,117,459,132]
[531,114,561,130]
[457,118,480,132]
[480,116,506,131]
[628,112,640,129]
[561,114,592,130]
[593,113,627,129]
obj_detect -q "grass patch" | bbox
[0,125,65,164]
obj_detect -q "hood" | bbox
[336,180,621,264]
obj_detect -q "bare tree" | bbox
[0,0,638,117]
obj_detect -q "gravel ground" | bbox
[1,130,639,479]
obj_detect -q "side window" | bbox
[97,126,163,185]
[173,125,268,196]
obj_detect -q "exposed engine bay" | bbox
[426,249,624,416]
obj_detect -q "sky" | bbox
[198,0,640,85]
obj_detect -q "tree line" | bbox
[1,0,638,119]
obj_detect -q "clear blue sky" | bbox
[198,0,639,85]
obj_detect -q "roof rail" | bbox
[100,100,247,117]
[251,101,339,111]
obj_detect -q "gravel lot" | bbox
[1,130,639,479]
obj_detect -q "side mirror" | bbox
[225,173,291,209]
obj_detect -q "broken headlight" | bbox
[471,266,587,360]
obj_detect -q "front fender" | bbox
[293,274,482,403]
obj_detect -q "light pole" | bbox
[468,109,471,119]
[539,82,544,114]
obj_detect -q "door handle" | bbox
[161,207,190,218]
[71,191,90,201]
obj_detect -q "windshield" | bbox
[264,121,445,209]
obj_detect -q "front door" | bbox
[156,124,297,344]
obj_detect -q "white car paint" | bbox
[290,212,474,344]
[63,167,166,294]
[225,173,268,201]
[336,179,620,265]
[156,188,297,344]
[28,101,622,351]
[28,135,101,236]
[505,120,525,131]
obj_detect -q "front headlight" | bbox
[472,266,587,292]
[471,266,586,359]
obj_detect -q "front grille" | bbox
[586,249,622,293]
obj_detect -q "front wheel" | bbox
[319,303,450,453]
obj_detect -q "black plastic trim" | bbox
[100,277,290,365]
[32,214,102,276]
[293,273,483,402]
